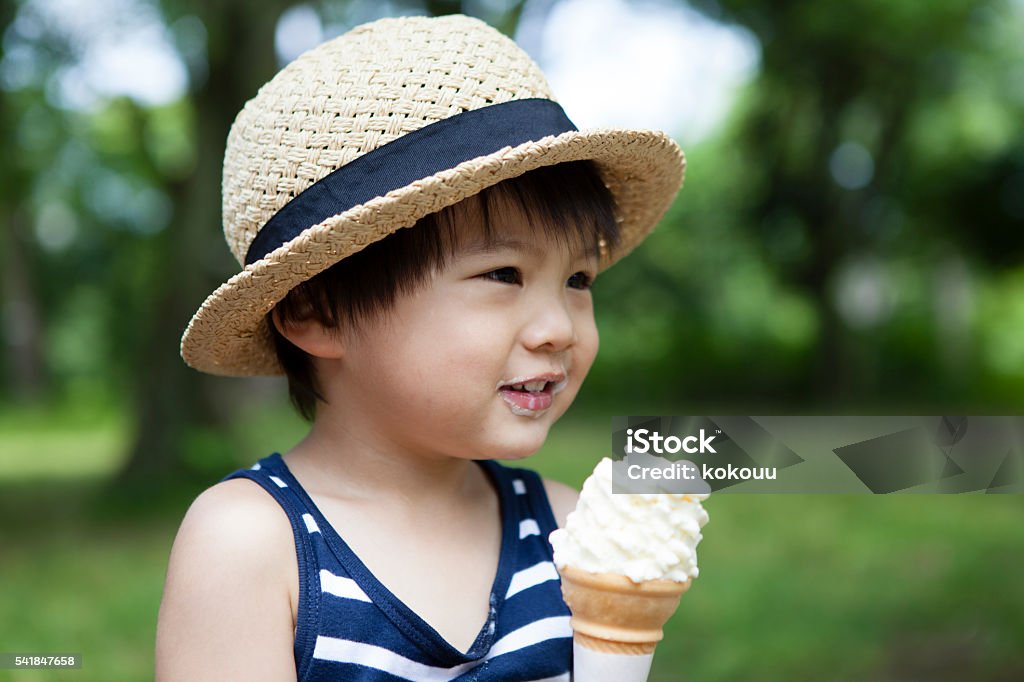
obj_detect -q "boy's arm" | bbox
[155,479,298,682]
[542,478,580,529]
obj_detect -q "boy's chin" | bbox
[481,437,548,462]
[487,449,541,462]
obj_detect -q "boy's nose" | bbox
[520,295,579,352]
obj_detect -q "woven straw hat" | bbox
[180,14,685,376]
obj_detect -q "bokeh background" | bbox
[2,0,1023,679]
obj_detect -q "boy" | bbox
[156,14,683,682]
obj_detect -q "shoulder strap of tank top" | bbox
[492,463,561,540]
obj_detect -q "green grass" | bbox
[646,495,1024,681]
[1,402,1023,680]
[0,401,129,481]
[1,504,174,682]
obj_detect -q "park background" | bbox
[2,0,1023,679]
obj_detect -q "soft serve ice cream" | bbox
[549,457,709,583]
[552,457,710,680]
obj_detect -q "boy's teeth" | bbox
[510,380,547,392]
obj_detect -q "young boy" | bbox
[156,14,683,682]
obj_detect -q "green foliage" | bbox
[582,0,1024,410]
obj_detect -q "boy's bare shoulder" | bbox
[156,478,297,681]
[187,477,291,530]
[171,478,295,562]
[541,478,580,529]
[168,477,297,596]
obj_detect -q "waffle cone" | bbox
[559,564,690,655]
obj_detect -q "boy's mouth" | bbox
[497,374,568,416]
[497,373,568,392]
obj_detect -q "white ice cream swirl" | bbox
[549,457,710,583]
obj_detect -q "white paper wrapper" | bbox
[572,640,654,682]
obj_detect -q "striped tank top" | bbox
[221,453,573,681]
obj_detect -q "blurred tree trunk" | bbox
[0,206,48,402]
[0,0,47,403]
[114,0,290,485]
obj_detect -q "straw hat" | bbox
[180,14,685,376]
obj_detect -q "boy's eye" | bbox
[482,267,521,285]
[481,267,594,290]
[568,272,594,291]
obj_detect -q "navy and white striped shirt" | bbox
[221,453,572,681]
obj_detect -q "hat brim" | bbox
[180,127,685,376]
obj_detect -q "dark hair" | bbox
[267,159,621,422]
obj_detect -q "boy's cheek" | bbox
[576,326,600,379]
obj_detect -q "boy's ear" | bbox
[270,308,344,360]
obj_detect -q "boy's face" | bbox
[324,194,601,462]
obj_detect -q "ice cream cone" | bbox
[559,564,691,655]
